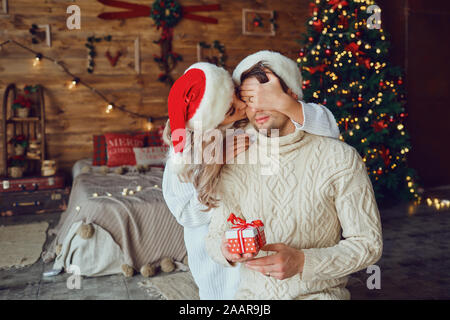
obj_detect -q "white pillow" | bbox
[133,146,169,166]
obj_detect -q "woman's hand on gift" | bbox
[244,243,305,280]
[221,235,257,265]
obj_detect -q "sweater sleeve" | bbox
[162,158,211,228]
[204,173,243,268]
[300,151,383,282]
[291,101,340,139]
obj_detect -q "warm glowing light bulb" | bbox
[106,103,114,113]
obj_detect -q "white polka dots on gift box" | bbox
[225,224,266,254]
[227,237,259,254]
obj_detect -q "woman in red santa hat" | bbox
[162,57,340,300]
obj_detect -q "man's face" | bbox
[242,77,291,134]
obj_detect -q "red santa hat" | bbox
[167,62,234,167]
[232,50,303,100]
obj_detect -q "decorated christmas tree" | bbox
[298,0,420,203]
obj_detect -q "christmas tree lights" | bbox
[298,0,420,203]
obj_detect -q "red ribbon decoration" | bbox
[227,213,264,250]
[308,63,327,74]
[96,0,221,85]
[380,146,391,167]
[309,2,318,16]
[312,19,324,32]
[338,14,349,29]
[97,0,220,24]
[181,4,220,24]
[97,0,151,19]
[227,213,264,230]
[371,120,388,133]
[345,42,364,56]
[357,56,371,69]
[345,43,371,68]
[329,0,349,10]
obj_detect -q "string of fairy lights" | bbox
[0,39,167,128]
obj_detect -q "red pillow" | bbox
[104,133,145,167]
[137,128,164,146]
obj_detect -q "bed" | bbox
[42,158,186,277]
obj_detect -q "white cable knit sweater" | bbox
[205,129,383,300]
[162,102,341,299]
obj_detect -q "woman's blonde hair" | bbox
[163,62,281,210]
[163,118,248,211]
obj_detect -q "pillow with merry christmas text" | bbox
[104,133,145,167]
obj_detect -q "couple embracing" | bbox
[162,50,382,300]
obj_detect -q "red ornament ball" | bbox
[336,100,343,107]
[308,37,314,43]
[398,78,403,85]
[357,95,363,102]
[325,48,332,56]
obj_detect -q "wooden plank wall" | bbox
[0,0,309,175]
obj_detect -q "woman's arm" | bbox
[162,158,211,228]
[288,100,340,139]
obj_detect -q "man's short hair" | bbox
[238,62,289,101]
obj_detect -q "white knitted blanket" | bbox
[43,169,186,276]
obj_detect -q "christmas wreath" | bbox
[151,0,182,29]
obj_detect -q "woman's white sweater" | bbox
[205,129,383,300]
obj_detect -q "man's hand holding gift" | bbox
[221,213,305,280]
[245,243,305,280]
[221,235,258,264]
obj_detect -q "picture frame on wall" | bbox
[29,24,52,47]
[38,24,52,47]
[1,0,8,15]
[196,40,227,68]
[86,36,141,75]
[242,9,276,36]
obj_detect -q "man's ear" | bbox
[287,88,298,101]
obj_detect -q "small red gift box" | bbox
[225,213,266,254]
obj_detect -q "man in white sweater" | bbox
[162,59,341,299]
[205,51,383,299]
